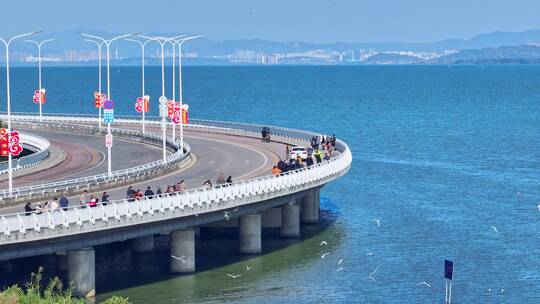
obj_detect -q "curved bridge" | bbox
[0,113,352,297]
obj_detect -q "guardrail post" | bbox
[170,229,195,273]
[280,198,300,238]
[131,235,155,254]
[238,213,261,254]
[68,247,95,298]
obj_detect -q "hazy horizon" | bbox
[0,0,539,43]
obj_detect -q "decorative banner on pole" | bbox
[135,95,150,113]
[0,129,23,157]
[167,100,175,119]
[172,103,181,125]
[94,92,107,108]
[105,133,113,147]
[182,103,189,124]
[33,89,46,104]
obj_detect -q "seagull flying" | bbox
[320,241,328,246]
[246,265,252,271]
[366,267,379,282]
[233,208,239,212]
[227,273,242,279]
[171,255,186,263]
[317,252,330,259]
[336,267,344,272]
[337,259,344,265]
[367,252,375,256]
[416,282,432,288]
[224,211,230,221]
[374,219,381,227]
[491,226,498,233]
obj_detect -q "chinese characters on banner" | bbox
[0,128,23,157]
[168,101,189,125]
[33,89,46,104]
[94,92,107,108]
[135,96,150,113]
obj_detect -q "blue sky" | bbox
[0,0,538,43]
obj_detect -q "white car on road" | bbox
[290,146,309,160]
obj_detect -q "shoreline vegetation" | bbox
[0,268,130,304]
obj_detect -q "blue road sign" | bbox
[103,109,114,124]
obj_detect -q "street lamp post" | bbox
[139,35,185,163]
[175,35,201,155]
[80,32,135,176]
[0,31,41,194]
[84,39,104,130]
[125,37,154,134]
[25,38,54,122]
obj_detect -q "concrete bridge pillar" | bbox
[281,200,300,238]
[67,247,95,298]
[170,229,195,274]
[301,189,320,224]
[239,214,261,254]
[55,251,67,272]
[131,235,155,253]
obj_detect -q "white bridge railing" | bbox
[0,119,189,202]
[0,113,352,245]
[0,132,50,174]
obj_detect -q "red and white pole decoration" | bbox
[0,128,23,157]
[33,89,46,104]
[135,95,149,113]
[94,92,107,108]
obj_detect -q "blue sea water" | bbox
[0,65,539,303]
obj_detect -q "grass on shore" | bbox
[0,268,130,304]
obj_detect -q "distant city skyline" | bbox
[0,0,539,43]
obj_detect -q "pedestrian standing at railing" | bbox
[331,134,336,147]
[324,153,331,161]
[135,189,143,200]
[43,201,50,213]
[217,173,226,185]
[314,149,323,164]
[226,176,233,184]
[126,186,135,199]
[306,155,314,167]
[101,192,110,205]
[285,145,290,160]
[36,203,43,214]
[144,186,155,198]
[50,198,59,212]
[178,180,186,193]
[156,187,162,197]
[24,202,35,216]
[59,193,69,211]
[79,190,89,205]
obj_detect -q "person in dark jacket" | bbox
[306,156,314,167]
[144,186,155,198]
[226,176,233,184]
[24,202,34,216]
[59,194,69,211]
[101,192,110,205]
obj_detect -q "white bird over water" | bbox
[246,265,252,271]
[171,255,186,263]
[227,273,242,279]
[337,259,344,265]
[491,226,498,233]
[320,241,328,246]
[366,267,379,282]
[416,282,432,288]
[224,211,230,221]
[374,219,381,227]
[317,252,330,259]
[336,267,344,272]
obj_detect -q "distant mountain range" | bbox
[5,29,540,65]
